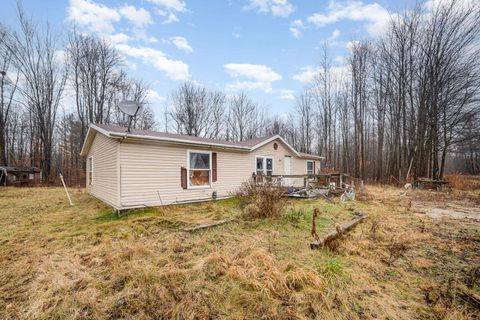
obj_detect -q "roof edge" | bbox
[82,124,324,160]
[250,135,301,157]
[80,124,112,156]
[107,131,252,150]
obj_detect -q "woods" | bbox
[0,0,479,186]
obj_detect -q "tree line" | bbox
[0,0,479,186]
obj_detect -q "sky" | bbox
[1,0,418,122]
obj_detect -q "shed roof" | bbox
[81,123,323,160]
[0,166,41,173]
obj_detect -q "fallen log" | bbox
[310,211,366,249]
[183,218,236,232]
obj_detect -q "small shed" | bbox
[0,166,42,187]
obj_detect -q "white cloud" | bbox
[307,1,391,37]
[146,89,166,104]
[245,0,294,17]
[224,63,282,92]
[325,28,343,46]
[290,19,305,38]
[149,0,185,23]
[161,12,179,24]
[278,89,295,100]
[168,36,193,53]
[116,44,190,81]
[119,5,155,42]
[292,66,317,84]
[147,0,186,12]
[328,29,340,41]
[108,33,130,44]
[119,5,153,29]
[293,65,347,84]
[67,0,121,34]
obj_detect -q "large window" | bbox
[188,151,211,187]
[256,156,274,176]
[306,160,314,175]
[88,157,93,185]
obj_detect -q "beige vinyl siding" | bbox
[87,134,320,209]
[119,140,253,207]
[251,139,309,186]
[87,133,119,207]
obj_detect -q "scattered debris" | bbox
[310,211,366,250]
[340,185,355,202]
[414,178,450,191]
[286,188,329,199]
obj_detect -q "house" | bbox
[80,123,323,210]
[0,166,42,187]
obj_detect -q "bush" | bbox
[235,179,286,219]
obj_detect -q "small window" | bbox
[306,160,314,175]
[29,173,34,180]
[88,157,93,186]
[188,151,211,187]
[256,157,264,175]
[256,156,274,176]
[273,142,278,150]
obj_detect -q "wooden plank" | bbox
[59,173,73,206]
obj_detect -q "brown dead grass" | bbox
[0,184,479,319]
[445,174,480,191]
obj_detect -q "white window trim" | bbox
[187,149,212,189]
[88,156,94,186]
[255,156,274,176]
[306,160,315,175]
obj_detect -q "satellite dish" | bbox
[118,100,143,116]
[118,100,143,132]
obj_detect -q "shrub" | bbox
[235,179,286,219]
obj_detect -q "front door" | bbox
[284,156,292,186]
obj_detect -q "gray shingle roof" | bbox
[89,123,322,159]
[94,123,275,148]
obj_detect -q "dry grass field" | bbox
[0,178,479,319]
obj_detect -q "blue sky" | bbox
[2,0,417,121]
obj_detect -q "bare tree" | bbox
[169,81,226,137]
[3,6,68,178]
[0,26,19,166]
[66,32,122,141]
[227,92,266,141]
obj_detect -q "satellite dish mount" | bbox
[118,100,143,133]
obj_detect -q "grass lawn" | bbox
[0,184,479,319]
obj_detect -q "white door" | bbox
[284,156,292,186]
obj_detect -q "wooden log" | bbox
[183,218,236,232]
[310,211,365,249]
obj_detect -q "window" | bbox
[306,160,315,175]
[256,156,274,176]
[29,173,34,180]
[88,157,93,186]
[188,151,211,187]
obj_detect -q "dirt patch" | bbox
[412,200,480,221]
